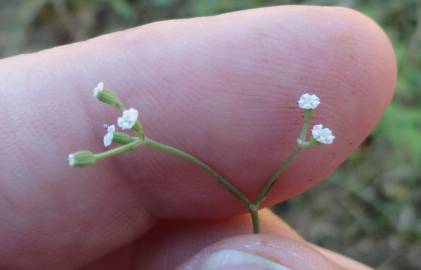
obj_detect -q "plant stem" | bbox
[144,137,252,208]
[255,147,302,207]
[93,108,312,234]
[95,138,144,160]
[132,122,144,139]
[253,109,313,208]
[299,109,312,141]
[250,206,260,234]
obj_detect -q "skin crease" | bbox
[0,5,395,270]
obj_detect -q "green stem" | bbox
[95,138,144,160]
[255,146,302,207]
[253,109,313,206]
[144,137,252,208]
[250,206,260,234]
[132,122,144,139]
[299,109,312,141]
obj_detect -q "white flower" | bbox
[93,82,104,97]
[312,124,335,144]
[298,93,320,110]
[117,108,138,130]
[103,125,116,147]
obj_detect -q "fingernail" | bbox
[201,249,291,270]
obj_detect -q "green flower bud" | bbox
[113,132,134,145]
[68,151,96,167]
[93,82,124,110]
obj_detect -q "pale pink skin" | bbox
[0,5,395,270]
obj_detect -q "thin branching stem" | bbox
[144,137,253,208]
[95,138,144,160]
[85,92,323,235]
[254,110,312,209]
[250,207,260,234]
[255,147,302,208]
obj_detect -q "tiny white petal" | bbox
[298,93,320,110]
[68,154,75,167]
[103,124,116,147]
[117,108,138,130]
[107,124,116,133]
[93,82,104,97]
[312,124,335,144]
[103,133,113,147]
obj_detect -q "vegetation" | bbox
[1,0,420,269]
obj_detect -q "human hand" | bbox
[0,5,395,270]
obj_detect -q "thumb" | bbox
[177,234,346,270]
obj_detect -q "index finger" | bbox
[0,5,395,269]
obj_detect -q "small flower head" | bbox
[298,93,320,110]
[93,82,104,97]
[312,124,335,144]
[68,151,96,167]
[117,108,139,130]
[103,125,116,147]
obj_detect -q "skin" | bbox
[0,5,395,270]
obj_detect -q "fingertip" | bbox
[254,5,397,205]
[332,5,397,98]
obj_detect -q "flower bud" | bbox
[93,82,123,110]
[112,132,134,145]
[68,151,96,167]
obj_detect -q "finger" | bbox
[81,209,294,270]
[178,234,346,270]
[0,5,395,269]
[134,209,303,270]
[83,210,369,270]
[140,210,370,270]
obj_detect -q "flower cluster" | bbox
[68,83,339,235]
[312,124,335,144]
[91,82,140,147]
[297,93,335,145]
[297,93,320,110]
[68,82,143,167]
[117,108,139,130]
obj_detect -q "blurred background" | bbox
[1,0,420,269]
